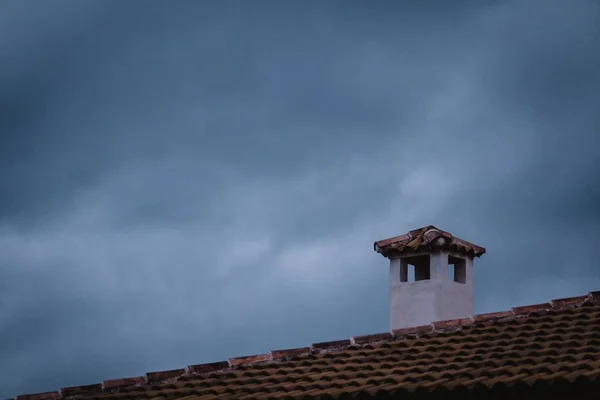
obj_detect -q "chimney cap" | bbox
[374,225,486,259]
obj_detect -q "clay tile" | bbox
[351,332,393,345]
[511,303,551,315]
[186,360,230,374]
[423,228,443,243]
[310,339,351,350]
[270,347,311,360]
[15,392,60,400]
[472,310,513,322]
[60,383,103,397]
[588,291,600,300]
[374,233,410,250]
[102,376,145,390]
[550,295,589,308]
[496,314,518,323]
[432,317,473,330]
[375,226,485,258]
[145,368,186,383]
[228,353,271,367]
[392,324,433,337]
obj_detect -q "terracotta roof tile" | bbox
[350,332,393,345]
[15,291,600,399]
[589,290,600,299]
[512,302,551,315]
[311,340,351,351]
[146,369,186,383]
[60,384,102,397]
[431,317,473,330]
[550,295,589,307]
[374,225,486,258]
[229,354,271,367]
[270,347,311,360]
[186,361,230,375]
[102,376,145,390]
[391,324,433,337]
[472,310,514,322]
[14,392,60,400]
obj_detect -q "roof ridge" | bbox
[15,291,600,400]
[374,225,486,258]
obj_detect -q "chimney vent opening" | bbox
[448,255,467,284]
[400,255,430,283]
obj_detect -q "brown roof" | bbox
[16,291,600,400]
[374,225,486,258]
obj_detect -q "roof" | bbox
[374,225,486,259]
[17,291,600,400]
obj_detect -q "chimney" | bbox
[374,225,486,331]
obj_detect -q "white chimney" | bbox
[374,225,486,331]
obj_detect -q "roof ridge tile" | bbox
[14,392,60,400]
[229,353,271,367]
[550,295,589,307]
[270,347,311,360]
[512,302,551,315]
[350,332,393,345]
[392,324,433,337]
[186,360,229,375]
[472,310,514,322]
[588,291,600,299]
[102,376,145,391]
[145,368,186,383]
[432,317,473,330]
[60,383,102,398]
[311,339,351,351]
[374,225,486,258]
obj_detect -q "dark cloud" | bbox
[1,0,600,398]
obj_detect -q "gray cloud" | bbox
[1,0,600,397]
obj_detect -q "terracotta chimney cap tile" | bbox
[374,233,411,249]
[374,225,485,258]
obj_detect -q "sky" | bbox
[1,0,600,397]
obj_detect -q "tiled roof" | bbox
[374,225,486,258]
[17,291,600,400]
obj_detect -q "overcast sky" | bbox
[1,0,600,398]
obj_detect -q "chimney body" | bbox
[374,226,486,331]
